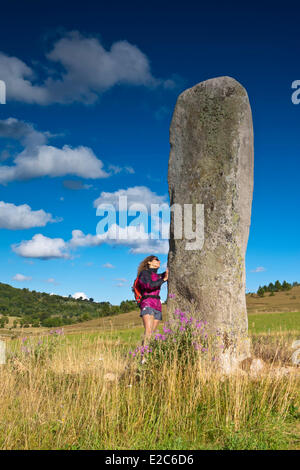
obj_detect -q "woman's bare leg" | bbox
[142,314,154,345]
[152,319,160,334]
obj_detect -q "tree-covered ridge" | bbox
[255,280,298,297]
[0,282,137,328]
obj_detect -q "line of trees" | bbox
[256,280,298,297]
[0,282,137,328]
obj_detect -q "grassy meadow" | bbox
[0,290,299,450]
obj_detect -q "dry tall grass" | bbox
[0,332,299,450]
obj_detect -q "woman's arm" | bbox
[138,270,166,292]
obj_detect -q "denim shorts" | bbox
[140,306,162,321]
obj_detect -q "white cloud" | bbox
[0,201,59,229]
[0,31,175,105]
[102,262,115,269]
[12,217,169,261]
[0,117,46,147]
[70,229,104,248]
[12,233,70,259]
[72,292,89,300]
[128,239,169,254]
[108,165,135,175]
[93,185,167,211]
[95,223,169,254]
[0,52,48,104]
[250,267,266,273]
[13,273,32,282]
[0,117,109,184]
[45,277,57,284]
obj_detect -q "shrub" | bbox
[10,329,64,366]
[128,308,222,370]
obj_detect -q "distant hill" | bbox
[246,285,300,314]
[0,282,136,328]
[1,281,299,331]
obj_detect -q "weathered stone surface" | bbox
[167,76,254,365]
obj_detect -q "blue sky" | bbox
[0,1,299,303]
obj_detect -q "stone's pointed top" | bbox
[197,76,243,86]
[177,76,249,102]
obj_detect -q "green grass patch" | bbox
[248,311,300,334]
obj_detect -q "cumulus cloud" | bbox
[128,238,169,254]
[70,229,105,248]
[0,201,60,229]
[0,117,46,148]
[12,212,170,260]
[0,117,109,184]
[70,225,169,254]
[13,273,32,282]
[12,233,70,259]
[93,185,167,211]
[0,52,48,104]
[0,31,175,105]
[72,292,89,300]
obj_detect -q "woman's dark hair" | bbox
[137,255,159,277]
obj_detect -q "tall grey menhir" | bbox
[167,76,254,365]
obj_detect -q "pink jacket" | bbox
[137,267,166,312]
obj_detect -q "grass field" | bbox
[0,289,299,450]
[0,325,299,450]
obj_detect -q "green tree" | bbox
[274,280,282,291]
[282,280,292,291]
[257,287,265,297]
[268,282,275,292]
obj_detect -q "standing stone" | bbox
[167,76,254,369]
[0,340,5,365]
